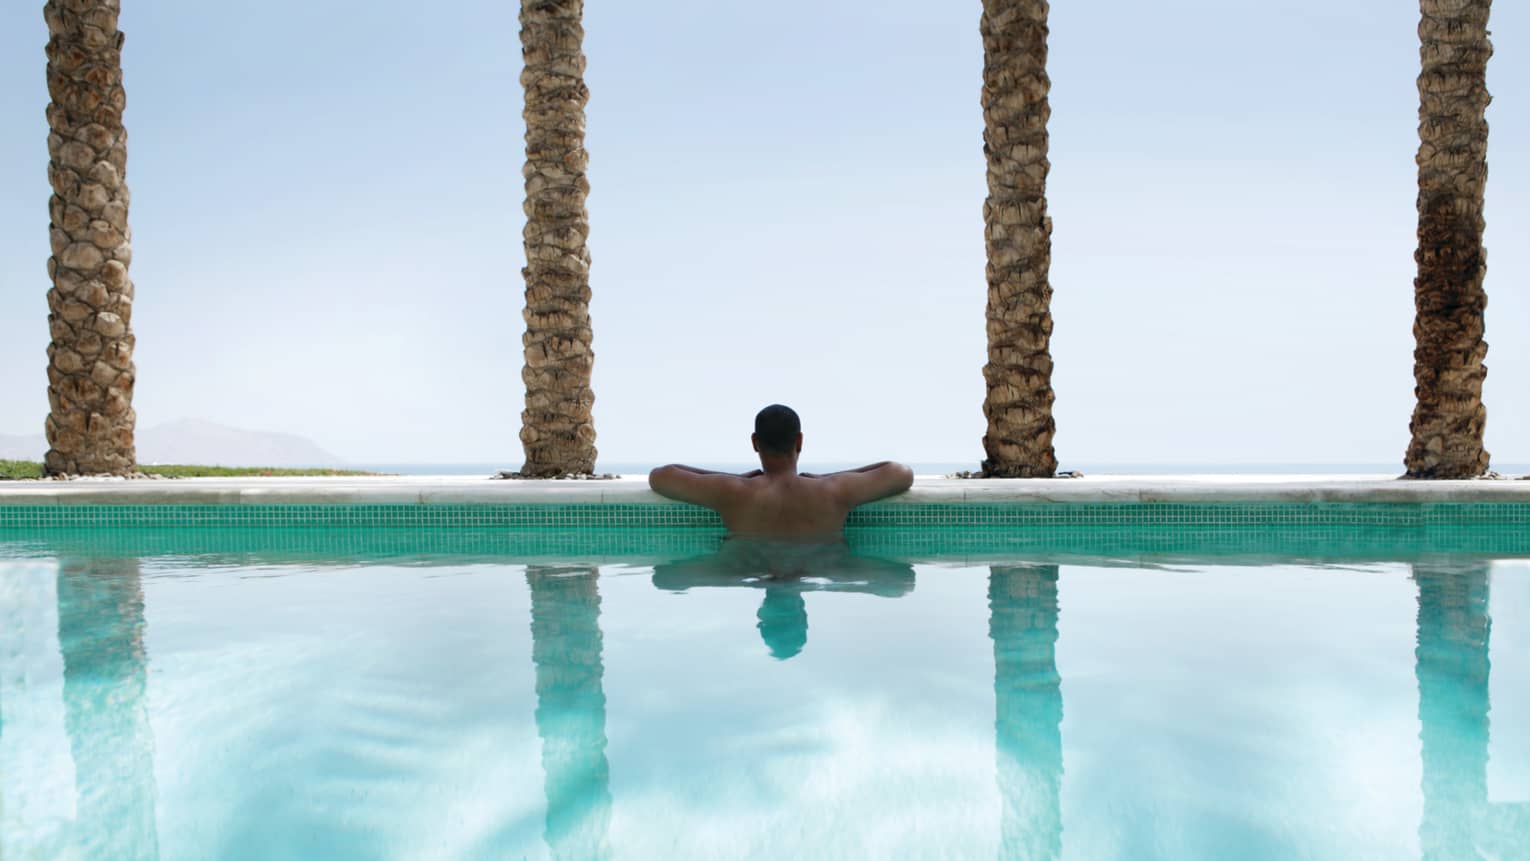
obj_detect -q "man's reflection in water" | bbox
[651,539,915,660]
[527,567,613,861]
[754,588,808,660]
[56,557,159,860]
[988,565,1063,861]
[1413,563,1491,861]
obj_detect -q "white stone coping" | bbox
[0,474,1527,506]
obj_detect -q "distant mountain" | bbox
[0,419,343,467]
[138,419,343,466]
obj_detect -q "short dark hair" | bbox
[754,404,801,454]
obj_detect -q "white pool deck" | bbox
[1,473,1528,506]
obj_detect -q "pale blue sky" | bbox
[1,1,1525,467]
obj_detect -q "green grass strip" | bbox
[0,459,44,479]
[0,460,379,479]
[138,464,380,478]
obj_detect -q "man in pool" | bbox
[648,404,915,539]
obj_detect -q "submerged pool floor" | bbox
[1,536,1527,860]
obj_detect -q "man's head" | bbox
[752,404,802,457]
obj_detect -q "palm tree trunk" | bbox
[1405,0,1493,479]
[519,0,597,477]
[42,1,137,476]
[980,0,1058,479]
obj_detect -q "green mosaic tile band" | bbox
[3,521,1528,565]
[0,501,1527,530]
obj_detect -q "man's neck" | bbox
[759,454,798,476]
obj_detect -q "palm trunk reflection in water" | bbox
[56,557,159,860]
[1,663,5,853]
[1413,564,1490,861]
[988,564,1063,861]
[527,566,612,860]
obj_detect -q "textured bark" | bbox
[1411,564,1490,859]
[519,0,597,476]
[988,565,1063,860]
[43,0,137,476]
[1405,0,1493,479]
[980,0,1058,478]
[527,567,611,860]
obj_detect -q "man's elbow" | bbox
[868,462,914,499]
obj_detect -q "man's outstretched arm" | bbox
[825,462,915,507]
[648,464,750,507]
[802,461,903,478]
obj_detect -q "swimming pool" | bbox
[2,519,1527,859]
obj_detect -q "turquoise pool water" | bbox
[1,531,1527,859]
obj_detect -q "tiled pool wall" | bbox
[1,500,1529,530]
[3,501,1529,562]
[3,521,1529,565]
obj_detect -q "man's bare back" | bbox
[648,405,914,539]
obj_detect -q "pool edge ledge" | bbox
[1,474,1530,507]
[0,474,1529,517]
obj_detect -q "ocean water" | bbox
[1,538,1527,859]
